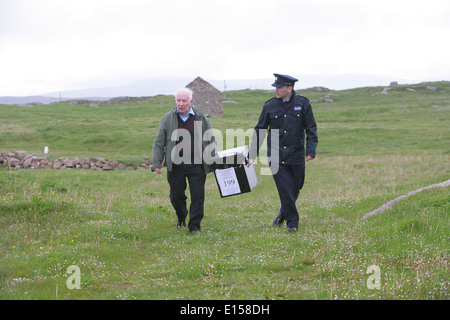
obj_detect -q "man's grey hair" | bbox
[175,87,193,100]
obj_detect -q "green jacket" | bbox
[152,107,217,174]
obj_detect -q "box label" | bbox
[215,168,241,196]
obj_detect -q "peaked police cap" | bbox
[272,73,298,88]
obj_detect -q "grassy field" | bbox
[0,81,449,300]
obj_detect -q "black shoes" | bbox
[189,228,200,234]
[177,220,186,230]
[177,220,200,234]
[272,209,285,226]
[272,210,298,232]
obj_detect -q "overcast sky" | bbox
[1,0,449,96]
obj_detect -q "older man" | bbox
[152,87,216,234]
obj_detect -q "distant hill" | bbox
[0,96,64,105]
[1,74,447,105]
[0,96,111,105]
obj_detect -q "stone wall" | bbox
[0,151,152,171]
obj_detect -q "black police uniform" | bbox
[251,74,318,230]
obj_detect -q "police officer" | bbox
[250,74,318,231]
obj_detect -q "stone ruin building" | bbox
[186,76,223,118]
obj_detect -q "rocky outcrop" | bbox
[0,151,152,171]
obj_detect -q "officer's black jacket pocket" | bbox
[269,113,284,128]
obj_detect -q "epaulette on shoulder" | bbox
[264,97,277,104]
[298,95,310,102]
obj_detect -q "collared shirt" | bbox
[176,107,195,122]
[283,94,293,104]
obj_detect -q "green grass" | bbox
[0,81,449,300]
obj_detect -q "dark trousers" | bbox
[272,164,305,229]
[167,164,206,231]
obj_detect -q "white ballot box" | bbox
[211,146,258,197]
